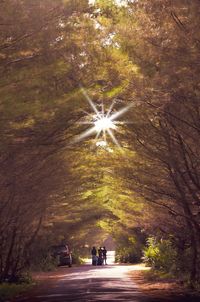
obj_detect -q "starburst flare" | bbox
[73,87,133,149]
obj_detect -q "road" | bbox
[14,252,148,302]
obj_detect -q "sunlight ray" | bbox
[74,88,133,149]
[80,87,101,118]
[107,128,121,148]
[95,129,102,140]
[103,129,107,142]
[81,109,95,118]
[110,103,133,121]
[102,102,104,116]
[106,100,116,118]
[77,121,93,125]
[116,120,134,124]
[73,126,96,143]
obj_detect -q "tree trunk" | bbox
[2,227,17,281]
[188,222,198,287]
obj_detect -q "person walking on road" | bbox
[91,246,97,265]
[97,247,103,265]
[102,246,107,265]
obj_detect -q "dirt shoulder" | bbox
[129,264,200,302]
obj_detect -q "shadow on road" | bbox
[12,264,200,302]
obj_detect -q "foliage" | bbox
[1,0,200,286]
[31,255,59,273]
[115,228,146,263]
[0,0,131,281]
[0,283,32,302]
[143,237,177,272]
[113,0,200,283]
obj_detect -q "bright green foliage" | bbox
[143,238,160,268]
[143,237,177,272]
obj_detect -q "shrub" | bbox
[0,283,32,302]
[30,254,59,272]
[71,251,84,265]
[143,237,177,271]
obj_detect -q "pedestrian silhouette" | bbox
[102,246,107,265]
[91,246,97,265]
[97,247,103,265]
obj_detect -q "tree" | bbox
[113,0,200,283]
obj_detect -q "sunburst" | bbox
[73,87,133,149]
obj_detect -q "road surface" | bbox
[14,252,148,302]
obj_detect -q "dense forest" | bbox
[1,0,200,286]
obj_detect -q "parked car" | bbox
[51,244,72,267]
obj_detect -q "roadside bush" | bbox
[71,251,84,265]
[143,237,177,271]
[0,283,32,302]
[30,253,59,272]
[115,246,142,263]
[38,255,59,271]
[115,231,145,264]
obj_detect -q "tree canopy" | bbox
[1,0,200,284]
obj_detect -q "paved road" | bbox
[14,252,148,302]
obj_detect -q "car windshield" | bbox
[51,245,70,254]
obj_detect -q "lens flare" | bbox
[73,87,133,150]
[94,117,116,132]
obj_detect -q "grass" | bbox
[142,268,176,282]
[0,282,33,302]
[129,265,200,301]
